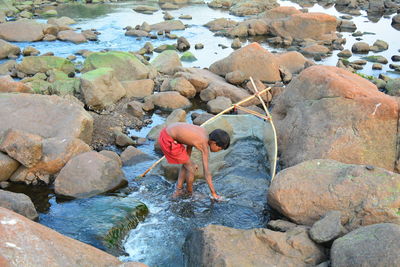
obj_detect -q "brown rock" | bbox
[184,224,326,267]
[122,79,154,99]
[80,68,126,111]
[29,137,91,175]
[274,51,313,74]
[0,129,43,168]
[272,65,398,170]
[209,42,281,83]
[269,11,337,41]
[57,30,87,44]
[0,39,20,59]
[0,94,93,144]
[169,77,196,98]
[148,91,191,111]
[0,75,32,93]
[268,159,400,230]
[0,152,20,182]
[0,19,44,42]
[0,207,147,267]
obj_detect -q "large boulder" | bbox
[54,151,127,199]
[268,159,400,230]
[331,223,400,267]
[0,152,19,182]
[0,190,37,220]
[18,56,75,75]
[272,65,399,171]
[151,50,182,75]
[0,19,45,42]
[184,224,326,267]
[80,67,126,111]
[0,75,31,93]
[0,94,93,144]
[268,10,337,41]
[209,42,281,83]
[82,51,150,81]
[0,207,147,267]
[0,39,20,59]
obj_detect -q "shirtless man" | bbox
[158,122,230,200]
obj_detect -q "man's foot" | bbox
[172,188,185,199]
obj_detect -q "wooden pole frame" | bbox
[138,79,278,180]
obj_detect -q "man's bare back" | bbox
[166,122,209,150]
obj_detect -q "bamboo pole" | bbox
[249,77,278,181]
[138,86,272,178]
[235,105,270,121]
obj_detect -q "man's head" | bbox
[208,129,230,152]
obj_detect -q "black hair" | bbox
[209,129,230,150]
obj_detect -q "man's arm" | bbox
[199,144,220,199]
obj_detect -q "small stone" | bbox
[195,43,204,49]
[372,63,382,70]
[0,181,9,188]
[391,55,400,62]
[365,165,375,170]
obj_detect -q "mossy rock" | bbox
[154,44,177,53]
[82,51,149,81]
[180,51,197,62]
[18,56,75,75]
[103,202,149,250]
[385,78,400,96]
[50,78,81,96]
[41,9,58,17]
[81,67,114,81]
[361,55,388,64]
[27,79,52,94]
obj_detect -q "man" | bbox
[158,122,230,200]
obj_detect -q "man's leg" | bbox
[184,160,196,194]
[172,165,186,198]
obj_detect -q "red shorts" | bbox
[158,128,190,164]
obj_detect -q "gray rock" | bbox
[310,211,346,243]
[331,223,400,267]
[337,49,352,58]
[207,96,232,114]
[55,151,126,198]
[120,146,154,166]
[193,113,214,126]
[351,42,370,53]
[0,189,38,220]
[127,101,145,118]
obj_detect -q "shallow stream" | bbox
[3,0,400,266]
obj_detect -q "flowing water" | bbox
[4,1,400,266]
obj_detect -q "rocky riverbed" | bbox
[1,0,400,266]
